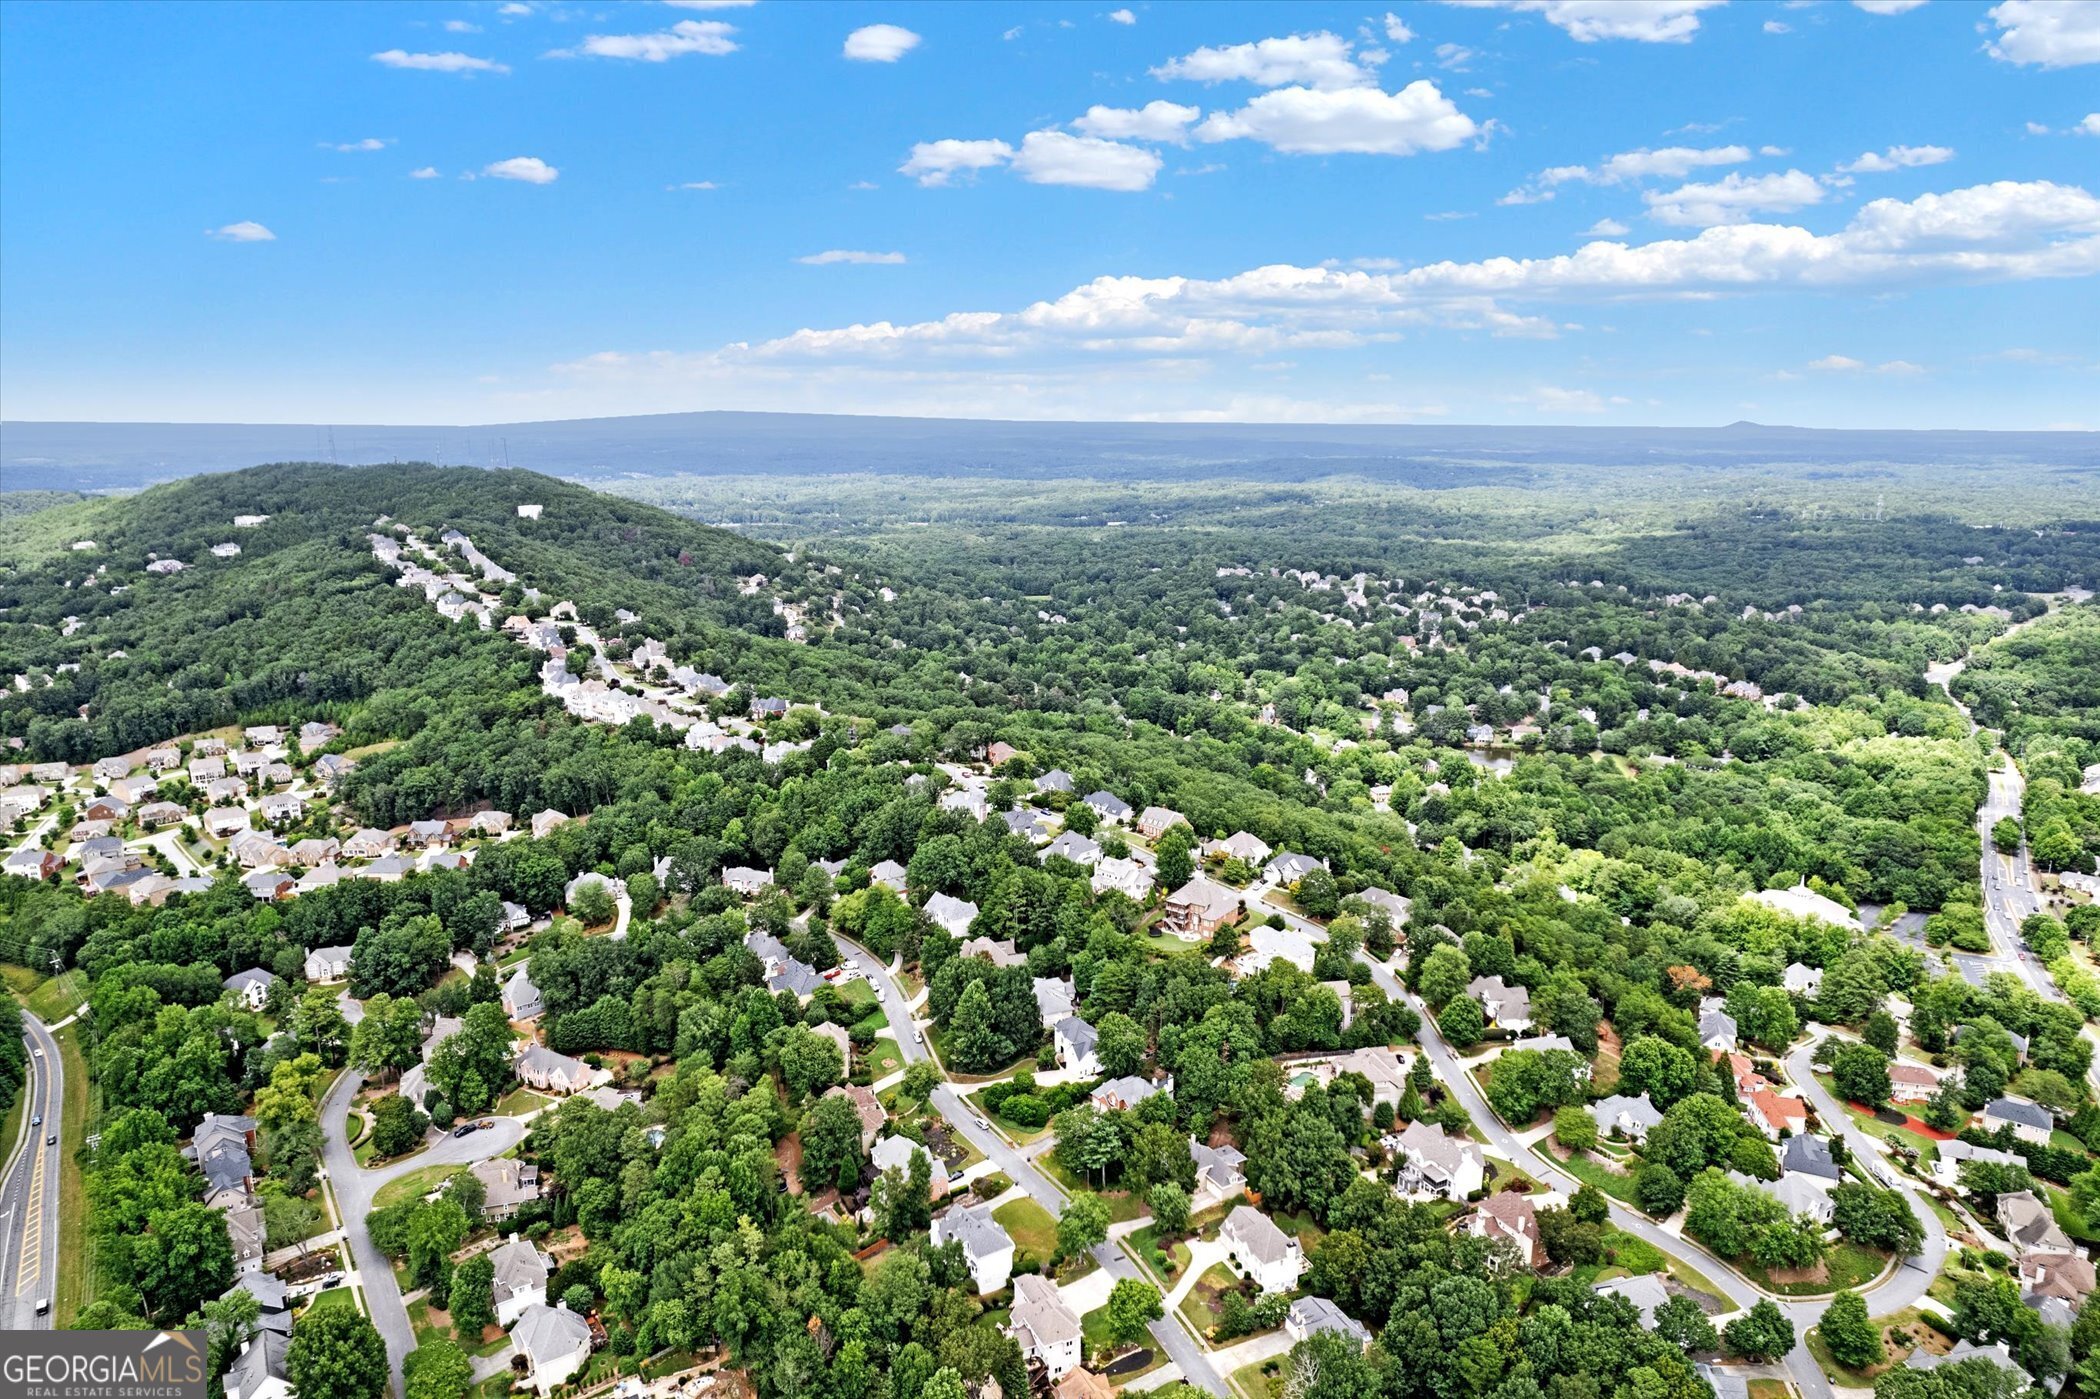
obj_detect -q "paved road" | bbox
[320,1070,528,1398]
[835,931,1230,1396]
[0,1010,63,1328]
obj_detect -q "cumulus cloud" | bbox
[323,137,391,152]
[844,24,921,61]
[1645,169,1826,225]
[1194,81,1478,156]
[1585,218,1631,236]
[550,19,737,61]
[1384,12,1417,42]
[1072,101,1201,143]
[207,221,275,242]
[900,138,1015,186]
[1540,144,1752,186]
[1107,8,1136,24]
[1442,0,1724,44]
[1852,0,1927,11]
[1012,131,1163,190]
[1152,32,1376,89]
[1986,0,2100,67]
[1809,354,1926,372]
[2085,114,2100,135]
[1839,145,1955,173]
[372,49,509,74]
[410,167,442,179]
[1765,20,1791,33]
[672,180,719,190]
[798,250,908,264]
[483,156,558,183]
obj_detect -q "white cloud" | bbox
[483,156,558,184]
[443,20,481,34]
[664,1,756,6]
[1003,25,1023,40]
[207,222,275,242]
[1809,354,1926,372]
[1852,0,1927,11]
[1072,101,1201,143]
[410,166,442,179]
[1384,12,1418,41]
[1152,32,1375,89]
[1526,385,1612,413]
[1645,169,1825,226]
[1839,144,1955,173]
[323,137,391,152]
[844,24,921,62]
[2083,113,2100,135]
[1012,131,1163,191]
[1765,21,1791,33]
[1443,1,1724,44]
[798,250,908,265]
[1586,217,1631,235]
[371,49,509,74]
[497,1,531,13]
[1434,42,1475,69]
[1541,144,1752,186]
[1194,81,1478,156]
[551,19,737,61]
[1986,0,2100,67]
[673,181,719,190]
[1108,8,1136,24]
[900,138,1015,186]
[1808,354,1867,370]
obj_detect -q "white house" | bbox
[304,945,352,983]
[1090,856,1151,902]
[1590,1093,1664,1143]
[1388,1120,1487,1201]
[1220,1204,1304,1293]
[489,1235,553,1328]
[222,968,279,1011]
[924,892,979,937]
[1783,962,1824,996]
[870,1134,950,1200]
[503,964,545,1021]
[931,1204,1015,1294]
[1053,1017,1100,1076]
[1467,976,1533,1032]
[1933,1138,2025,1192]
[1985,1097,2055,1146]
[512,1304,593,1395]
[1008,1274,1083,1378]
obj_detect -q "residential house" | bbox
[109,775,159,804]
[1746,1089,1808,1141]
[1470,1190,1546,1269]
[233,832,292,869]
[1986,1097,2055,1146]
[403,819,451,849]
[1191,1137,1248,1204]
[1091,1074,1169,1113]
[1238,921,1319,976]
[1388,1120,1487,1201]
[137,800,188,828]
[1747,884,1862,933]
[1354,887,1411,931]
[473,1161,544,1225]
[2000,1191,2077,1255]
[1467,976,1534,1032]
[1053,1017,1100,1076]
[304,945,353,983]
[187,1113,257,1196]
[869,859,907,892]
[259,793,304,825]
[223,968,280,1011]
[312,753,355,789]
[343,827,394,859]
[1589,1094,1666,1148]
[1042,831,1101,867]
[1934,1138,2026,1191]
[869,1134,949,1200]
[489,1235,554,1327]
[924,892,979,937]
[530,809,570,840]
[1699,1005,1740,1053]
[960,935,1026,968]
[1089,856,1151,902]
[723,865,774,897]
[515,1044,597,1095]
[1008,1274,1083,1378]
[1732,1170,1835,1225]
[188,755,228,783]
[985,741,1019,767]
[931,1204,1015,1294]
[1783,963,1824,996]
[1781,1133,1843,1183]
[503,964,544,1020]
[1204,831,1270,865]
[501,901,531,933]
[1889,1062,1944,1104]
[1903,1341,2031,1389]
[144,746,180,771]
[224,1272,292,1336]
[205,806,252,840]
[93,756,132,784]
[361,854,416,882]
[1001,809,1054,844]
[1724,1053,1773,1100]
[1032,976,1076,1027]
[2020,1251,2096,1315]
[222,1331,293,1399]
[1220,1205,1304,1293]
[1035,769,1075,794]
[3,847,60,880]
[471,810,514,836]
[1161,876,1240,938]
[1053,1370,1116,1399]
[824,1084,888,1150]
[512,1304,594,1396]
[1595,1275,1672,1328]
[1136,806,1188,841]
[1263,851,1324,886]
[83,794,130,823]
[1084,791,1133,825]
[1332,1046,1411,1106]
[1286,1297,1372,1349]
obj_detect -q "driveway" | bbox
[320,1071,529,1398]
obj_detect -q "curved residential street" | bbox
[834,932,1232,1397]
[0,1010,63,1329]
[320,1070,528,1398]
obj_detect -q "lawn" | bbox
[495,1086,555,1117]
[53,1022,95,1327]
[1813,1075,1944,1161]
[1555,1150,1645,1207]
[1080,1304,1165,1380]
[2044,1185,2100,1243]
[1744,1241,1891,1297]
[2,963,89,1023]
[304,1286,359,1318]
[965,1086,1054,1144]
[373,1162,459,1212]
[1746,1383,1792,1399]
[1035,1155,1149,1222]
[1233,1358,1287,1399]
[862,1038,904,1082]
[1176,1261,1241,1339]
[1128,1223,1195,1286]
[992,1197,1061,1271]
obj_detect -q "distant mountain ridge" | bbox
[5,411,2095,492]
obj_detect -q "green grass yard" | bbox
[992,1197,1061,1271]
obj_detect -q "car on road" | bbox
[478,1119,495,1130]
[35,1297,49,1315]
[30,1114,40,1127]
[46,1134,56,1146]
[32,1046,42,1058]
[451,1124,476,1138]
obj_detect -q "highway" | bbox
[835,931,1232,1396]
[0,1010,64,1329]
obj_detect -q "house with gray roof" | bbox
[932,1203,1015,1294]
[512,1303,593,1395]
[869,859,907,891]
[1191,1137,1248,1202]
[1083,791,1132,824]
[503,963,544,1020]
[1221,1204,1304,1293]
[1594,1274,1672,1327]
[1033,976,1076,1027]
[1035,769,1075,794]
[1782,1132,1842,1182]
[473,1159,544,1224]
[489,1234,553,1327]
[869,1134,949,1199]
[1286,1296,1371,1349]
[1053,1016,1100,1075]
[1986,1097,2055,1145]
[1008,1274,1083,1378]
[1467,975,1533,1032]
[1387,1119,1486,1201]
[223,1329,292,1399]
[223,967,280,1011]
[924,892,979,937]
[1042,831,1101,866]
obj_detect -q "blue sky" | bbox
[2,0,2096,429]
